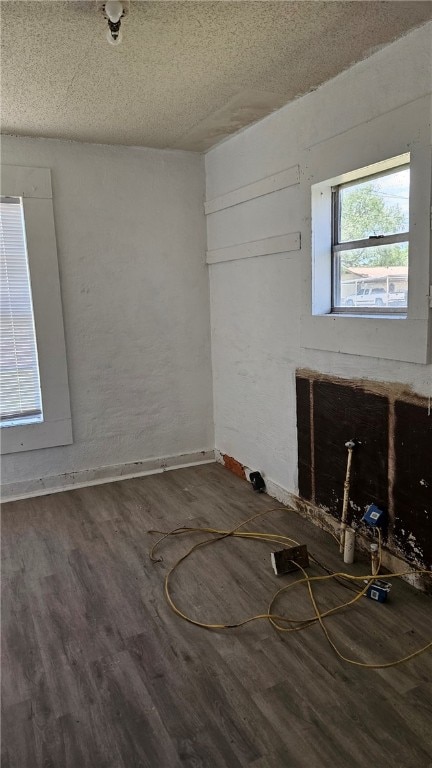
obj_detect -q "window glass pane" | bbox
[0,198,43,426]
[334,242,408,309]
[339,167,409,243]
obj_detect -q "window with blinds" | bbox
[0,197,43,427]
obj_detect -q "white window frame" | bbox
[330,159,410,315]
[300,96,431,364]
[0,165,72,454]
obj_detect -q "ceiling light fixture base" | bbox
[97,1,129,46]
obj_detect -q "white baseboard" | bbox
[1,449,215,502]
[215,449,429,591]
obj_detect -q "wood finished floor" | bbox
[1,463,432,768]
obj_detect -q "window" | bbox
[0,197,43,427]
[303,97,431,365]
[331,163,410,314]
[0,164,72,455]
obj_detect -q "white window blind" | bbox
[0,197,43,426]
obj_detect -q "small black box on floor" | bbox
[271,544,309,575]
[249,471,266,492]
[366,579,392,603]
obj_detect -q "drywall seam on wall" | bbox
[1,449,216,502]
[204,165,299,214]
[206,232,300,265]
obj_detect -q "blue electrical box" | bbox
[366,579,392,603]
[362,504,385,527]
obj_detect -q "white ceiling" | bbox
[1,1,431,151]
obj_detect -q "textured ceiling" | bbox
[1,1,431,151]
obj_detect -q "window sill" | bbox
[300,313,430,364]
[1,414,43,429]
[328,312,408,320]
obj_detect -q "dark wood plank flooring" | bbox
[1,463,432,768]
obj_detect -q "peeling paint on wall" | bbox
[221,453,247,480]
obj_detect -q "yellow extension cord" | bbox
[148,507,432,670]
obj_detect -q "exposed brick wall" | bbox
[221,453,247,480]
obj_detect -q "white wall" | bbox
[205,23,432,494]
[1,136,213,493]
